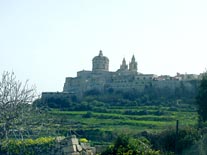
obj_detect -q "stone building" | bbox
[63,50,154,96]
[62,50,199,97]
[92,50,109,72]
[42,50,200,99]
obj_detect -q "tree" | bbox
[0,71,36,140]
[196,71,207,123]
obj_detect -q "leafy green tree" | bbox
[196,72,207,123]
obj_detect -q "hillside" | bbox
[35,99,198,143]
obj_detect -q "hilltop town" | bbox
[42,50,201,99]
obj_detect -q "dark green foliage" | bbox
[84,89,101,96]
[101,134,160,155]
[71,95,78,102]
[82,111,93,118]
[182,133,207,155]
[143,127,200,154]
[45,97,71,109]
[33,98,42,107]
[123,110,165,116]
[196,72,207,122]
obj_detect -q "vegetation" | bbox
[0,137,55,155]
[31,103,198,146]
[196,71,207,124]
[0,71,52,154]
[143,127,201,154]
[101,127,205,155]
[0,71,37,140]
[2,71,207,154]
[181,133,207,155]
[101,135,160,155]
[33,88,203,154]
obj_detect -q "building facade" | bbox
[62,50,200,97]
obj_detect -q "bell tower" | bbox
[120,58,128,71]
[129,55,138,72]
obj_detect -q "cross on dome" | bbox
[99,50,103,56]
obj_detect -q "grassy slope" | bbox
[46,104,198,141]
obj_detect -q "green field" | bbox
[44,104,198,142]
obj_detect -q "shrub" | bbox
[143,127,200,154]
[0,137,55,155]
[101,134,160,155]
[82,111,93,118]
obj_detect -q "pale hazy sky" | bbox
[0,0,207,93]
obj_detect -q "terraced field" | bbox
[45,104,198,142]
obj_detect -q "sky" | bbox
[0,0,207,94]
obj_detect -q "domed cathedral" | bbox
[92,50,109,72]
[129,55,138,73]
[42,50,200,101]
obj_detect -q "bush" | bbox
[101,134,160,155]
[182,133,207,155]
[82,111,93,118]
[0,137,55,155]
[143,127,200,154]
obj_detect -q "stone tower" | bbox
[120,58,128,71]
[92,50,109,72]
[129,55,138,72]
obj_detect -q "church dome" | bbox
[92,50,109,62]
[92,50,109,72]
